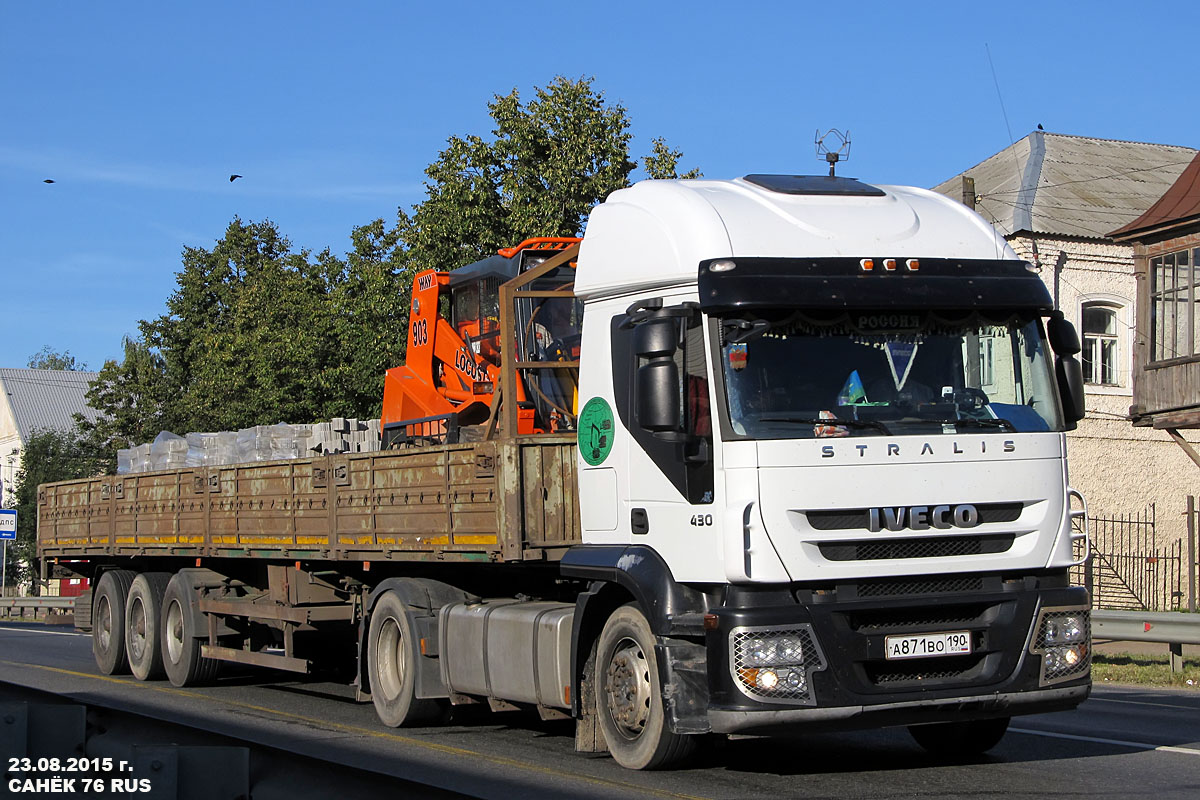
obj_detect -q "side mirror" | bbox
[1056,355,1085,426]
[634,316,682,432]
[1047,315,1081,356]
[633,317,678,358]
[637,361,680,431]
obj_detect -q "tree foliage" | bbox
[82,76,697,447]
[27,347,88,371]
[7,429,107,590]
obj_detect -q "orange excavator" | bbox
[380,237,582,446]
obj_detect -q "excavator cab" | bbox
[381,238,581,446]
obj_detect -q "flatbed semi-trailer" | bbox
[40,174,1094,770]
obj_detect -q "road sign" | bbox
[0,509,15,540]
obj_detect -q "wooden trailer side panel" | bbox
[38,438,582,564]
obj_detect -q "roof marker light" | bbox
[906,259,920,271]
[709,259,736,272]
[859,258,874,272]
[883,258,898,272]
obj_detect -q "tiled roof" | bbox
[932,132,1197,240]
[0,368,101,444]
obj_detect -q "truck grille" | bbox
[855,575,986,598]
[818,534,1015,561]
[806,502,1023,531]
[866,654,986,686]
[849,603,990,633]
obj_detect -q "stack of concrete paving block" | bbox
[185,432,239,467]
[305,418,381,455]
[235,423,314,462]
[150,432,189,470]
[116,443,152,474]
[115,418,379,473]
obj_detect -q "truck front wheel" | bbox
[908,716,1010,757]
[596,604,696,770]
[93,570,135,675]
[367,591,446,727]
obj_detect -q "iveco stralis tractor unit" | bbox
[40,173,1091,770]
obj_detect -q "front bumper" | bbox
[709,684,1088,735]
[696,572,1090,734]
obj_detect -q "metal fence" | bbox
[1071,503,1199,611]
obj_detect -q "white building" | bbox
[933,131,1198,543]
[0,368,101,506]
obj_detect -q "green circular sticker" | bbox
[578,397,615,465]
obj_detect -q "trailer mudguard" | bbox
[359,577,470,700]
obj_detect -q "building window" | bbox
[1082,304,1119,385]
[1150,248,1200,361]
[978,335,995,387]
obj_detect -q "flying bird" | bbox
[43,179,55,184]
[229,174,243,182]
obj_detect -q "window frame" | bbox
[1076,294,1131,395]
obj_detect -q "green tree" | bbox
[642,137,703,180]
[82,76,699,444]
[7,428,107,592]
[27,347,88,371]
[79,336,171,453]
[398,76,700,273]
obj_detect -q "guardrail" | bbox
[1092,608,1199,672]
[0,596,75,620]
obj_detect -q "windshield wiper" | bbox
[920,417,1018,431]
[757,417,893,435]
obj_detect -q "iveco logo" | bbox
[868,504,980,532]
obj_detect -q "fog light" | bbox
[783,668,805,690]
[756,669,779,690]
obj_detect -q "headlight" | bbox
[730,625,825,704]
[1031,606,1091,686]
[1044,614,1086,644]
[740,634,806,667]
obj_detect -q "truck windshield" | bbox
[718,310,1064,438]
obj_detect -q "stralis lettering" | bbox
[821,440,1015,458]
[868,504,980,532]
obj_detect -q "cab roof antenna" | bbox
[815,129,851,177]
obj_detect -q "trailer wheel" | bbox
[124,572,171,681]
[367,591,446,727]
[92,570,136,675]
[596,604,696,770]
[161,574,220,687]
[908,716,1011,757]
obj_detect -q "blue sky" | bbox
[3,1,1197,371]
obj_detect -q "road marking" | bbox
[2,661,708,800]
[1089,695,1200,712]
[1010,727,1200,756]
[0,626,85,637]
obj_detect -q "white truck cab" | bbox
[562,174,1090,767]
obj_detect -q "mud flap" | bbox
[657,638,710,734]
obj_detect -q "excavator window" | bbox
[452,276,504,367]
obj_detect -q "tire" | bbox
[908,716,1011,757]
[596,604,697,770]
[92,570,135,675]
[161,573,220,687]
[367,591,446,727]
[124,572,171,681]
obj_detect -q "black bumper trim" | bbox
[708,684,1089,735]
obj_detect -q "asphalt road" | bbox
[2,621,1198,800]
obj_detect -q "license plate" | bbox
[884,631,972,660]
